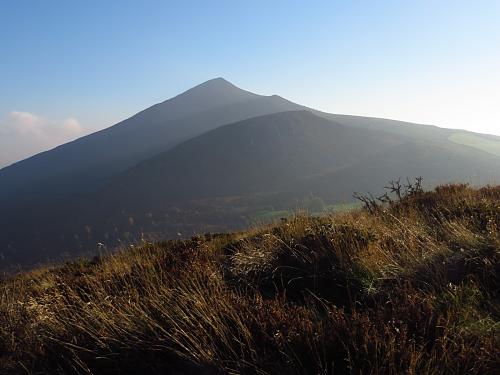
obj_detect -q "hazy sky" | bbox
[1,0,499,167]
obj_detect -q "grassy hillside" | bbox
[1,184,499,374]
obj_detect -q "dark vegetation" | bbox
[1,183,499,374]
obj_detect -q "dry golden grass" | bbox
[1,184,499,374]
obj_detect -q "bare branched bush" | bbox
[354,176,425,213]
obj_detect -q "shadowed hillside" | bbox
[103,110,403,203]
[1,184,499,374]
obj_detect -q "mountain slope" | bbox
[0,78,300,208]
[297,140,500,200]
[104,110,403,205]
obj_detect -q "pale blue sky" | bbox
[1,0,499,166]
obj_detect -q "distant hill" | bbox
[297,140,500,200]
[0,78,499,269]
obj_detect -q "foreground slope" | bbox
[1,184,499,374]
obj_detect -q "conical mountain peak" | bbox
[125,78,262,127]
[196,77,235,88]
[178,77,259,101]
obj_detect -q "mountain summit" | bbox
[129,77,261,126]
[178,77,257,101]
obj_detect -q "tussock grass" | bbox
[1,184,499,374]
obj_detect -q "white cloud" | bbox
[4,111,84,139]
[0,111,85,168]
[61,118,83,136]
[7,111,44,135]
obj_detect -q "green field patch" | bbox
[324,201,362,213]
[251,209,291,223]
[251,201,361,224]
